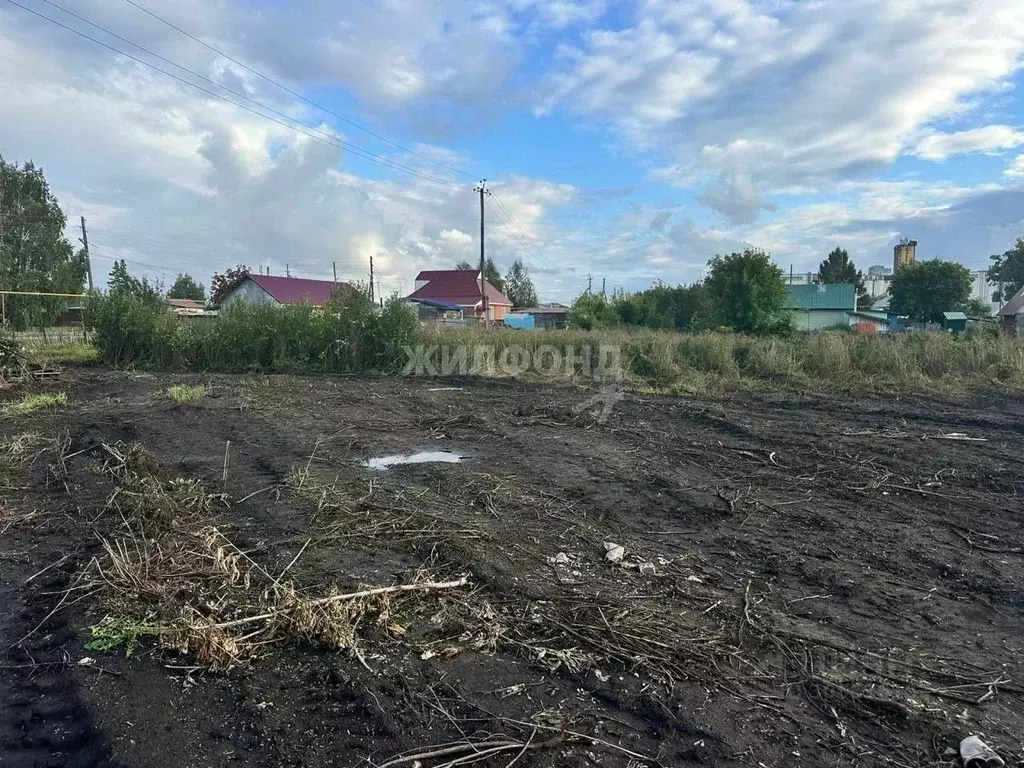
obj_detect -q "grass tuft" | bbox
[3,392,67,416]
[166,384,208,403]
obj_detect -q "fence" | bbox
[1,291,91,360]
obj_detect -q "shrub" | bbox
[86,294,420,374]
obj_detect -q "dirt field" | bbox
[1,367,1022,768]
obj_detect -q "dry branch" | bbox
[210,577,470,630]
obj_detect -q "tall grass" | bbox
[426,326,1024,392]
[86,294,419,374]
[85,292,1024,392]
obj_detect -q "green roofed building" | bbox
[784,284,856,331]
[941,311,968,333]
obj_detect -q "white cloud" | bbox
[2,0,1023,306]
[540,0,1024,221]
[912,125,1024,161]
[0,2,575,297]
[1006,154,1024,178]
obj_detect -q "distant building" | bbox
[165,298,207,316]
[893,240,917,272]
[406,270,512,321]
[220,274,354,308]
[784,284,856,331]
[999,285,1024,338]
[510,305,569,330]
[941,311,968,333]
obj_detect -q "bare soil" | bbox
[1,368,1023,768]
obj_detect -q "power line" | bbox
[484,198,535,255]
[89,244,175,273]
[119,0,477,179]
[490,191,540,248]
[5,0,467,190]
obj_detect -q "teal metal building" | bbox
[941,311,968,333]
[785,284,856,331]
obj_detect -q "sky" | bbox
[1,0,1024,302]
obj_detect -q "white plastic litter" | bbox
[604,542,625,563]
[960,736,1005,768]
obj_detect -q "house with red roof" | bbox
[221,274,355,308]
[406,270,512,321]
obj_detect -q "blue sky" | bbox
[1,0,1023,300]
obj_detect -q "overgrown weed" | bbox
[166,384,207,403]
[2,392,67,416]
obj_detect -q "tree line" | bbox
[568,247,1000,334]
[2,157,1023,332]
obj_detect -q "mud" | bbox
[1,369,1022,767]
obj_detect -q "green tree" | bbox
[818,247,869,307]
[988,237,1024,303]
[167,273,205,301]
[962,297,992,317]
[454,257,504,292]
[888,260,972,323]
[0,157,88,328]
[568,291,618,330]
[704,249,789,334]
[107,259,161,302]
[613,282,710,331]
[503,258,537,308]
[210,265,251,306]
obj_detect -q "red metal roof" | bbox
[248,274,352,306]
[408,270,512,306]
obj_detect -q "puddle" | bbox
[362,451,465,470]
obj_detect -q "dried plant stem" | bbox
[210,576,470,630]
[221,440,231,491]
[378,735,559,768]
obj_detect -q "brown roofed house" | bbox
[406,270,512,321]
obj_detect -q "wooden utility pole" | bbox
[286,263,290,277]
[475,180,489,327]
[601,277,606,297]
[332,261,337,284]
[587,275,592,294]
[369,254,375,303]
[79,216,94,292]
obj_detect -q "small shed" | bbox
[412,298,464,322]
[165,298,207,316]
[512,305,569,330]
[998,286,1024,338]
[847,310,889,333]
[941,311,967,333]
[503,313,536,330]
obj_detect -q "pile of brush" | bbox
[81,442,469,670]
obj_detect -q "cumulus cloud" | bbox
[0,1,577,296]
[1,0,1023,306]
[540,0,1024,221]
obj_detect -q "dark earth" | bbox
[1,367,1022,767]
